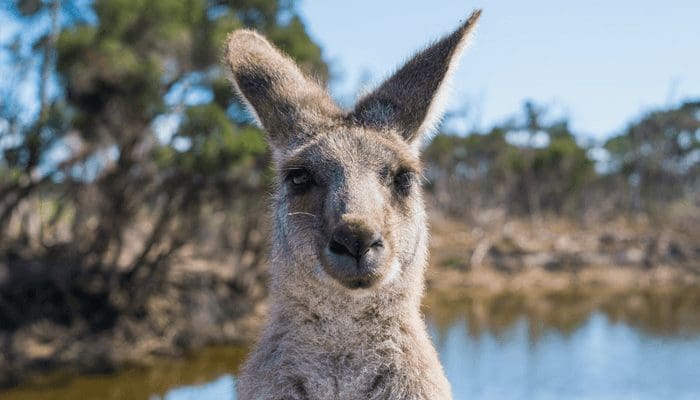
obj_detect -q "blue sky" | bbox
[298,0,700,139]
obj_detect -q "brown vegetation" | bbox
[428,208,700,291]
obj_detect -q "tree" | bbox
[0,0,328,323]
[605,101,700,212]
[0,0,84,231]
[424,101,595,218]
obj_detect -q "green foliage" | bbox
[424,100,698,218]
[529,127,595,211]
[604,101,700,210]
[0,0,327,308]
[159,104,268,178]
[425,104,596,216]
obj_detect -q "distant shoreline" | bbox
[427,263,700,295]
[426,210,700,293]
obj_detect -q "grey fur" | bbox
[224,10,481,400]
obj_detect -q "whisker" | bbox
[288,212,318,219]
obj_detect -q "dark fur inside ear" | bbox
[224,30,340,149]
[351,10,481,145]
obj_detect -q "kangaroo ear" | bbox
[224,30,340,149]
[351,10,481,147]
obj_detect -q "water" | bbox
[4,289,700,399]
[433,313,700,399]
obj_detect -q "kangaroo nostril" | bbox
[360,237,383,256]
[329,238,355,258]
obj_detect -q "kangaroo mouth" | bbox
[319,247,389,290]
[320,259,384,290]
[344,277,377,290]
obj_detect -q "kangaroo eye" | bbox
[393,170,415,196]
[287,168,313,192]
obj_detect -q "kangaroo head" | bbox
[225,11,480,294]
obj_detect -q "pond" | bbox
[4,288,700,399]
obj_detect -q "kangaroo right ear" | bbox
[224,30,340,150]
[351,10,481,149]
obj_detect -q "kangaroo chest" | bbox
[278,344,406,399]
[268,320,415,398]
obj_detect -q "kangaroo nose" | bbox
[323,220,388,289]
[329,223,383,259]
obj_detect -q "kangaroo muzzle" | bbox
[322,217,387,289]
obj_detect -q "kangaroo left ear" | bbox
[224,29,341,151]
[350,10,481,147]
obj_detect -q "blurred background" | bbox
[0,0,699,399]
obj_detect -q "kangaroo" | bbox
[224,10,481,399]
